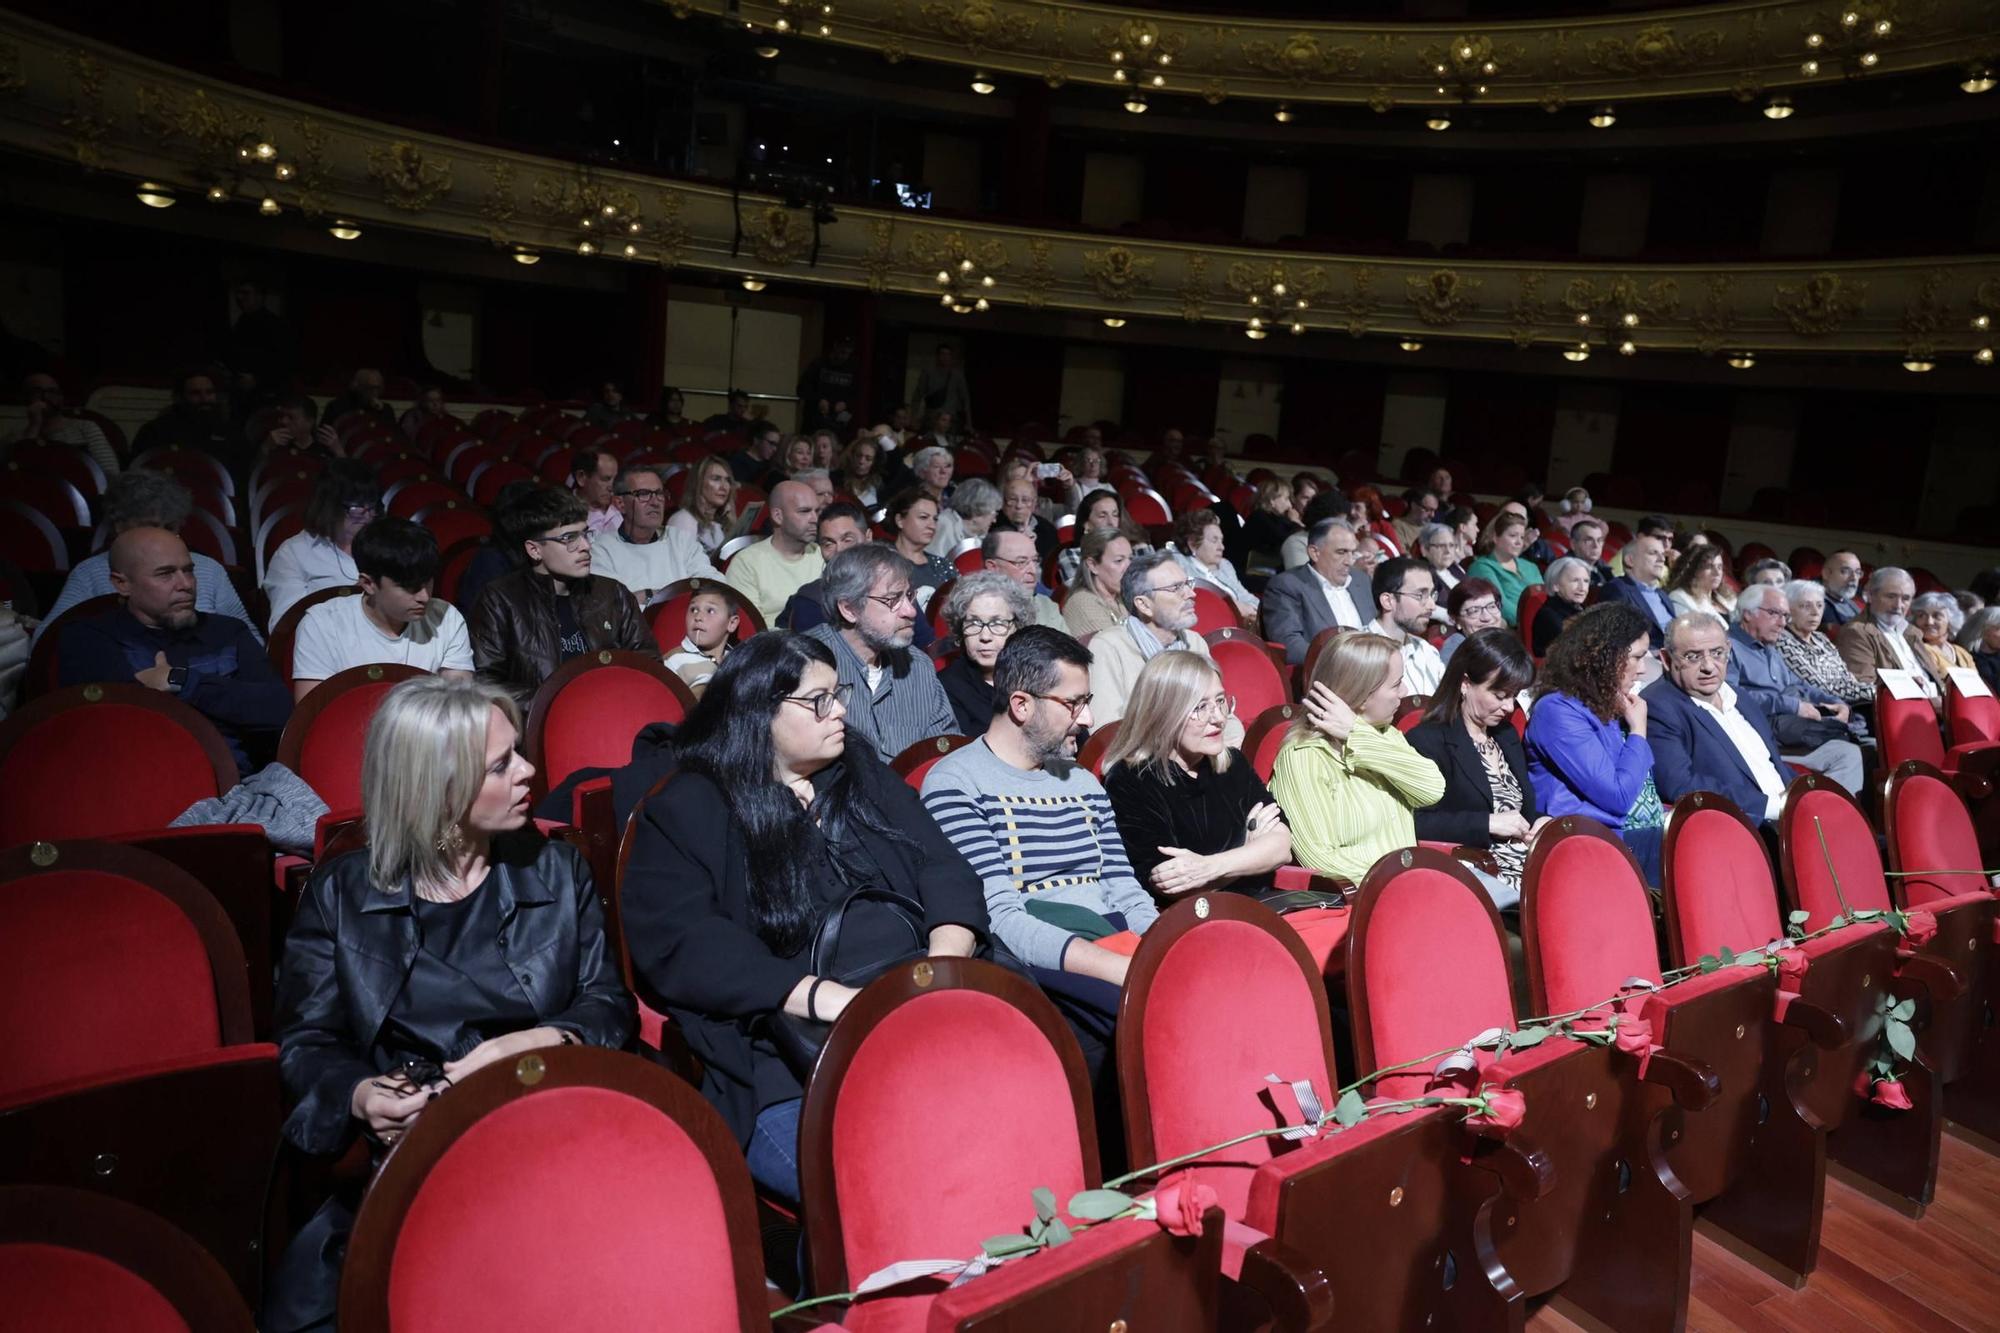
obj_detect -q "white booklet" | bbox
[1877,667,1927,701]
[1948,666,1992,699]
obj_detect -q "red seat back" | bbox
[132,446,234,497]
[1188,585,1239,634]
[1077,720,1119,778]
[254,507,305,584]
[268,586,358,681]
[0,469,91,529]
[1946,679,2000,747]
[641,578,763,650]
[21,594,119,702]
[436,537,481,606]
[178,509,238,567]
[415,504,492,554]
[386,481,468,521]
[1660,797,1784,967]
[0,1187,254,1332]
[1884,764,1987,909]
[1241,702,1300,783]
[525,652,696,796]
[1516,584,1551,648]
[0,499,69,572]
[1205,632,1288,724]
[891,734,973,791]
[1523,818,1662,1013]
[0,687,238,845]
[1123,488,1172,527]
[469,460,535,507]
[1778,777,1892,933]
[9,443,105,504]
[1875,685,1945,771]
[278,664,430,809]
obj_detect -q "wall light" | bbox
[1562,342,1591,362]
[741,276,767,291]
[1962,64,1995,93]
[1974,347,1993,365]
[1764,94,1795,119]
[328,220,362,240]
[1123,92,1148,114]
[258,196,281,217]
[1902,354,1935,372]
[135,182,175,208]
[1424,111,1451,131]
[1726,351,1756,369]
[1102,317,1126,328]
[512,246,540,266]
[754,44,780,58]
[970,71,995,94]
[1399,338,1422,352]
[1274,104,1293,124]
[1589,105,1616,128]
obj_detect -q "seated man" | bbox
[1726,583,1866,795]
[1261,516,1366,665]
[804,544,954,762]
[15,370,119,478]
[588,463,723,601]
[1367,555,1446,695]
[1601,532,1676,650]
[34,470,259,645]
[782,502,887,635]
[992,473,1059,561]
[1612,513,1677,578]
[1088,552,1244,744]
[290,517,474,700]
[725,479,823,626]
[130,368,236,467]
[57,527,290,772]
[1643,613,1791,824]
[1837,566,1941,701]
[1818,551,1866,628]
[1568,516,1615,586]
[983,528,1067,629]
[318,367,396,431]
[663,584,741,696]
[727,419,782,484]
[570,443,622,536]
[468,488,658,710]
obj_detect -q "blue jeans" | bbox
[748,1097,803,1204]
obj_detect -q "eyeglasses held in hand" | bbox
[783,682,854,720]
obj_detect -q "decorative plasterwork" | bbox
[2,14,1994,362]
[687,0,1993,109]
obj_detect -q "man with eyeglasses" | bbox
[468,487,658,709]
[1725,583,1867,795]
[1368,556,1446,696]
[803,544,954,762]
[725,479,824,626]
[1261,516,1367,665]
[1567,517,1615,588]
[1391,487,1440,554]
[588,464,722,603]
[992,474,1059,561]
[1642,613,1792,824]
[1088,552,1244,744]
[1602,533,1675,650]
[983,528,1068,629]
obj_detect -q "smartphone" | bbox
[1037,462,1063,479]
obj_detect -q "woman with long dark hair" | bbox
[263,458,380,628]
[618,632,987,1202]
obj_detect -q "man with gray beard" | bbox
[1085,551,1243,743]
[803,543,954,761]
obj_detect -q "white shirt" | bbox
[1309,565,1363,630]
[1373,618,1445,695]
[666,508,726,556]
[265,533,358,629]
[291,594,474,682]
[589,525,724,599]
[1688,683,1788,822]
[1877,618,1940,698]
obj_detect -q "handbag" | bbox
[764,885,931,1080]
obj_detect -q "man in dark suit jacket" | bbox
[1643,613,1791,824]
[1599,532,1675,649]
[1260,517,1368,665]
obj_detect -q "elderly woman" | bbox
[1062,527,1134,640]
[1172,507,1259,622]
[908,444,955,502]
[1270,632,1446,883]
[1911,591,1975,680]
[264,458,380,628]
[1664,542,1734,624]
[1102,653,1292,899]
[1466,511,1543,628]
[268,678,633,1327]
[929,476,1001,558]
[1775,579,1872,705]
[885,487,956,606]
[1440,576,1506,663]
[1742,558,1792,588]
[938,569,1032,734]
[1958,606,2000,694]
[620,634,986,1202]
[1532,555,1592,657]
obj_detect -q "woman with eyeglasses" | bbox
[938,570,1032,734]
[264,457,381,629]
[1439,576,1507,663]
[1102,653,1291,899]
[619,632,988,1203]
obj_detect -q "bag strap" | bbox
[811,885,928,976]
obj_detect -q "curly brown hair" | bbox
[1663,541,1725,599]
[1538,602,1650,722]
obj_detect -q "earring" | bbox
[435,823,466,856]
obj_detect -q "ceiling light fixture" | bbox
[1975,347,1994,365]
[1902,354,1935,372]
[741,276,767,292]
[273,162,295,181]
[1727,351,1756,369]
[1562,342,1591,362]
[1274,104,1293,124]
[135,181,175,208]
[1424,110,1450,131]
[258,196,281,217]
[1589,105,1616,128]
[328,220,362,240]
[577,239,597,256]
[754,43,779,58]
[1123,92,1148,114]
[1962,64,1995,93]
[205,184,228,203]
[970,71,995,94]
[1618,339,1638,356]
[1399,338,1422,352]
[512,246,540,266]
[1764,94,1795,119]
[1102,317,1126,329]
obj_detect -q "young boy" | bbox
[290,516,474,700]
[663,583,742,695]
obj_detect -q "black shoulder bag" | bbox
[763,885,931,1080]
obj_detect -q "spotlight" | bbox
[1124,92,1148,114]
[258,196,281,217]
[1289,321,1305,336]
[754,44,779,58]
[205,184,228,202]
[328,220,362,240]
[512,246,540,265]
[1620,312,1640,328]
[1424,111,1451,131]
[1274,104,1293,124]
[135,182,175,208]
[1973,314,1991,331]
[1976,347,1994,365]
[578,240,597,256]
[1764,94,1794,119]
[1618,340,1638,356]
[1149,74,1165,88]
[1801,60,1820,76]
[1726,351,1756,369]
[1562,342,1591,362]
[1399,338,1422,352]
[622,243,638,257]
[273,162,295,181]
[1589,105,1616,128]
[974,298,990,312]
[1902,355,1935,372]
[741,276,767,291]
[1963,65,1995,93]
[252,141,276,161]
[1102,317,1126,329]
[970,71,995,94]
[1244,326,1268,340]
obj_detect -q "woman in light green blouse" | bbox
[1270,632,1446,883]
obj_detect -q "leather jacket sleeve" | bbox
[273,870,381,1156]
[539,843,639,1050]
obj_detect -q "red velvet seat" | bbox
[1515,585,1550,652]
[467,459,535,507]
[436,536,481,606]
[0,498,70,572]
[642,577,765,649]
[132,445,235,497]
[442,438,505,487]
[374,459,440,494]
[0,685,239,845]
[340,1046,786,1333]
[19,593,118,702]
[412,503,491,555]
[890,733,973,791]
[1876,682,2000,782]
[385,480,468,522]
[0,1187,254,1332]
[524,651,696,799]
[0,842,280,1297]
[1946,674,2000,747]
[278,663,430,808]
[1188,585,1240,634]
[1205,630,1290,722]
[1300,626,1348,685]
[9,441,107,504]
[110,824,277,1040]
[249,472,314,532]
[0,469,91,531]
[1392,693,1429,733]
[1076,720,1120,778]
[254,506,305,585]
[1242,702,1301,784]
[1532,815,1822,1280]
[802,958,1224,1333]
[267,585,359,681]
[1347,847,1695,1331]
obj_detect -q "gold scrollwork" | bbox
[862,218,897,292]
[1177,254,1210,322]
[917,0,1037,56]
[1584,24,1725,77]
[367,142,453,212]
[1973,276,2000,318]
[1082,245,1155,301]
[1772,271,1868,335]
[1692,274,1739,355]
[131,85,259,172]
[743,204,815,266]
[1560,275,1681,324]
[1507,270,1548,348]
[290,117,331,218]
[907,229,1010,280]
[481,160,518,243]
[1241,33,1363,86]
[531,168,640,225]
[61,47,108,168]
[1018,237,1057,308]
[1331,265,1381,338]
[1406,268,1483,326]
[1897,268,1949,352]
[651,190,694,269]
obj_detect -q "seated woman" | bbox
[268,677,633,1329]
[1664,541,1733,624]
[928,476,1001,558]
[1959,605,2000,695]
[1775,579,1871,705]
[1532,555,1592,657]
[264,458,380,629]
[885,487,956,608]
[1465,511,1543,629]
[1102,653,1292,899]
[619,633,987,1203]
[833,432,887,507]
[1523,602,1663,884]
[667,455,735,557]
[1062,526,1134,640]
[1270,632,1446,883]
[1406,630,1546,909]
[1172,507,1259,624]
[1911,591,1976,681]
[938,570,1030,735]
[1056,487,1147,586]
[1439,576,1506,663]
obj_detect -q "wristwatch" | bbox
[166,666,188,694]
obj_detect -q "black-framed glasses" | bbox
[1030,692,1092,719]
[866,589,918,610]
[961,617,1019,636]
[782,682,854,720]
[1395,587,1438,605]
[531,528,590,550]
[1462,600,1503,620]
[345,502,381,519]
[616,487,665,501]
[986,552,1037,570]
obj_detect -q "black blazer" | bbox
[274,836,635,1156]
[1405,717,1539,847]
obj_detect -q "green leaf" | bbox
[1030,1187,1057,1224]
[1735,953,1768,967]
[983,1234,1044,1259]
[1333,1089,1367,1128]
[1788,910,1812,926]
[1698,954,1721,974]
[1042,1216,1074,1248]
[1717,945,1736,965]
[1892,998,1917,1022]
[1572,1027,1616,1046]
[1509,1025,1552,1050]
[1886,1018,1917,1061]
[1067,1189,1137,1221]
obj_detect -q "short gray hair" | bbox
[943,569,1032,634]
[949,477,1001,519]
[1569,515,1607,538]
[820,542,910,627]
[1782,579,1826,611]
[1665,610,1727,652]
[1911,591,1964,635]
[1866,565,1913,596]
[1732,580,1787,623]
[1119,550,1179,614]
[1415,521,1455,552]
[104,469,193,534]
[910,444,952,474]
[1306,515,1355,550]
[1958,606,2000,652]
[1544,555,1589,591]
[1741,557,1791,585]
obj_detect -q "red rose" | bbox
[1853,1068,1876,1099]
[1467,1086,1527,1139]
[1870,1078,1914,1111]
[1774,947,1809,987]
[1903,910,1937,947]
[1156,1175,1219,1238]
[1613,1015,1656,1079]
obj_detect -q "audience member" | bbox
[1568,517,1614,586]
[773,434,816,491]
[796,333,859,433]
[1172,508,1258,623]
[1406,630,1544,908]
[729,421,783,484]
[1426,464,1455,498]
[1742,557,1792,588]
[1390,488,1441,553]
[1600,532,1675,649]
[265,459,379,628]
[909,345,973,431]
[318,368,395,432]
[267,677,633,1325]
[1368,555,1445,695]
[569,443,622,537]
[883,487,955,608]
[1533,556,1592,657]
[834,433,888,506]
[1726,584,1866,792]
[726,480,824,626]
[14,370,119,478]
[703,387,755,434]
[1466,511,1543,628]
[1238,479,1303,568]
[668,455,736,557]
[1270,631,1443,883]
[1665,542,1734,624]
[1524,602,1663,882]
[781,502,871,633]
[397,385,449,441]
[1056,488,1146,586]
[1553,486,1594,534]
[455,479,539,617]
[930,476,999,556]
[1442,506,1481,570]
[292,518,474,699]
[647,387,688,430]
[983,529,1066,629]
[1837,566,1942,700]
[223,278,297,391]
[468,488,658,709]
[1617,514,1679,577]
[582,381,632,431]
[34,470,259,645]
[1911,591,1975,681]
[1440,577,1506,663]
[938,570,1031,735]
[1818,551,1866,628]
[259,394,341,457]
[589,464,723,600]
[906,445,955,505]
[58,527,290,772]
[993,472,1060,561]
[804,544,954,762]
[1088,552,1244,743]
[663,584,742,695]
[1261,517,1365,665]
[1062,527,1135,640]
[1958,606,2000,694]
[1644,613,1795,823]
[1418,522,1465,608]
[1776,579,1872,705]
[1102,653,1291,899]
[130,368,235,464]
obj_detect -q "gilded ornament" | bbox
[907,229,1007,284]
[131,86,259,172]
[1043,63,1068,88]
[531,168,640,225]
[1772,271,1867,335]
[0,41,22,96]
[1421,34,1511,93]
[1973,277,2000,318]
[1585,24,1725,77]
[61,48,109,168]
[1367,87,1394,113]
[289,117,331,218]
[862,218,898,292]
[1081,245,1155,300]
[1691,274,1739,355]
[1506,270,1548,348]
[1200,80,1228,106]
[1898,269,1949,344]
[481,159,519,240]
[1092,19,1186,69]
[1561,275,1680,324]
[1331,266,1381,338]
[918,0,1037,57]
[1177,254,1211,322]
[1406,268,1483,326]
[1242,32,1362,86]
[883,43,907,64]
[744,204,814,265]
[1538,85,1569,113]
[651,190,693,269]
[1018,237,1057,309]
[367,141,453,212]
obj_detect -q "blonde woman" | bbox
[1062,527,1133,640]
[1102,653,1291,898]
[667,454,736,556]
[1270,633,1445,882]
[269,677,633,1325]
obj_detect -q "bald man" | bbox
[724,478,824,625]
[58,527,291,771]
